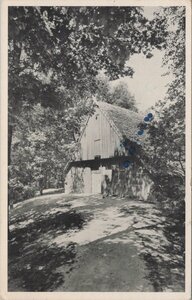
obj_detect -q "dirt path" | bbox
[57,236,154,292]
[8,193,184,292]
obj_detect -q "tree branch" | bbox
[35,7,53,37]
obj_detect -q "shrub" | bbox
[8,178,37,205]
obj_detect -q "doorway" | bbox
[92,170,102,194]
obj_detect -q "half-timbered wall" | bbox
[80,108,121,160]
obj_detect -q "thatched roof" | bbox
[97,101,143,142]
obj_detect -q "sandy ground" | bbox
[8,193,184,292]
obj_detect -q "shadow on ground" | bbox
[8,207,92,291]
[120,201,185,292]
[8,194,185,292]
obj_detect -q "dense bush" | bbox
[8,178,37,206]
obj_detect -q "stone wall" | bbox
[109,164,152,200]
[65,163,153,200]
[65,167,84,194]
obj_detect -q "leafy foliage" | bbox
[9,100,92,202]
[8,6,167,203]
[95,73,137,110]
[111,81,138,111]
[8,6,166,111]
[9,7,165,104]
[136,8,186,248]
[144,7,185,181]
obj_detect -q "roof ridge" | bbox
[97,101,142,117]
[97,101,143,143]
[78,100,143,145]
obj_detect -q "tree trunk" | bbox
[39,178,44,195]
[8,124,13,166]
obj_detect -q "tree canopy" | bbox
[144,7,185,181]
[8,6,172,201]
[95,73,137,111]
[8,6,166,112]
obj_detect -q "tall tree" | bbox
[8,6,166,164]
[8,6,169,206]
[10,98,92,199]
[95,73,113,104]
[143,8,185,274]
[111,81,137,111]
[145,7,185,182]
[95,73,137,111]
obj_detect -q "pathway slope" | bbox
[8,193,184,292]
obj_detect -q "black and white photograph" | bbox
[0,0,191,298]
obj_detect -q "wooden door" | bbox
[92,171,101,194]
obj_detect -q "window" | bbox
[94,155,101,160]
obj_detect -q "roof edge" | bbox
[98,105,123,140]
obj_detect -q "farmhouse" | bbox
[65,101,152,200]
